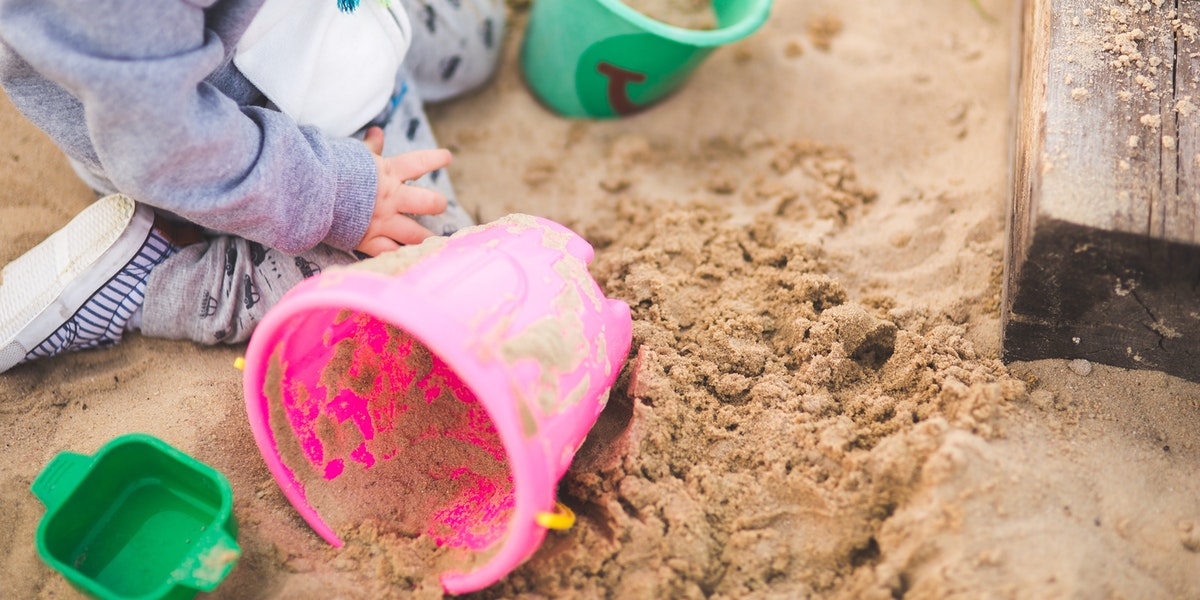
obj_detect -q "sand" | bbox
[4,0,1200,597]
[621,0,716,30]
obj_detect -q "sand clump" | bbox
[807,14,844,52]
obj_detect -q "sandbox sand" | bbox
[4,0,1200,598]
[622,0,716,30]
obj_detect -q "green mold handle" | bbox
[31,451,92,510]
[173,527,243,592]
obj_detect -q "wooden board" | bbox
[1004,0,1200,380]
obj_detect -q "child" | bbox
[0,0,506,373]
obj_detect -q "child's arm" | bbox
[0,0,383,255]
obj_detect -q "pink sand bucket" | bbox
[241,215,632,594]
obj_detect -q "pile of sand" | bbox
[480,193,1026,598]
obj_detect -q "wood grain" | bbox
[1004,0,1200,380]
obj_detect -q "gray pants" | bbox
[141,0,504,345]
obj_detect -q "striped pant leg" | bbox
[23,228,176,360]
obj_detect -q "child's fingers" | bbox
[392,185,449,216]
[356,215,434,255]
[363,127,385,154]
[377,213,435,246]
[386,148,453,181]
[356,235,402,257]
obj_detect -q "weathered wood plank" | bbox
[1004,0,1200,379]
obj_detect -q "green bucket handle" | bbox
[597,0,774,47]
[31,450,91,510]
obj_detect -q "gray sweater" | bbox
[0,0,377,254]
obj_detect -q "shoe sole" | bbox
[0,195,154,372]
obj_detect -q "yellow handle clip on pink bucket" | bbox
[241,215,632,594]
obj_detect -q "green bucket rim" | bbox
[593,0,774,48]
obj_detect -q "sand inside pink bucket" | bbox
[263,311,513,578]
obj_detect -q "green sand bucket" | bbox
[520,0,773,118]
[31,434,241,600]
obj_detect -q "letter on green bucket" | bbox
[576,35,714,118]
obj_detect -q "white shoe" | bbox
[0,194,176,373]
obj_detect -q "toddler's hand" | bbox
[355,126,453,256]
